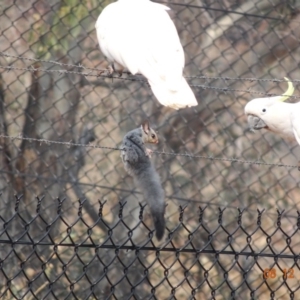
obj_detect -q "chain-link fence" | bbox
[2,196,300,299]
[0,0,300,299]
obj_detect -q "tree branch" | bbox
[69,124,110,232]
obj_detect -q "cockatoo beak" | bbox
[247,115,268,131]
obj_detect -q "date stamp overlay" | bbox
[263,268,295,279]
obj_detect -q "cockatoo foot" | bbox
[117,69,123,77]
[107,65,114,77]
[97,65,114,78]
[112,64,124,77]
[96,70,105,77]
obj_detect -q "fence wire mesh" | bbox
[1,0,300,299]
[2,196,300,299]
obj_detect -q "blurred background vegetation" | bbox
[0,0,300,299]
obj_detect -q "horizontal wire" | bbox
[0,51,136,77]
[0,64,100,77]
[154,150,299,168]
[0,238,297,259]
[188,84,300,100]
[186,75,300,84]
[0,51,104,71]
[1,64,300,100]
[1,52,299,169]
[155,1,289,22]
[0,134,298,169]
[3,51,300,83]
[1,169,299,219]
[0,65,146,83]
[0,134,122,151]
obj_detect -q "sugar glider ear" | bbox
[141,120,150,134]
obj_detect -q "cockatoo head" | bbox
[244,78,295,132]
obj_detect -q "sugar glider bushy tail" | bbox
[133,163,165,240]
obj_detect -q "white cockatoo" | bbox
[95,0,198,110]
[244,78,300,145]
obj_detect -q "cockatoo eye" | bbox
[262,108,266,113]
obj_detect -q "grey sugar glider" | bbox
[121,120,165,240]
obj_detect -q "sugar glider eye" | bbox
[262,108,266,113]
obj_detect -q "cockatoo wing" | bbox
[95,2,140,74]
[95,0,197,109]
[291,110,300,146]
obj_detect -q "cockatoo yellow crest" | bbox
[95,0,198,110]
[278,77,295,102]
